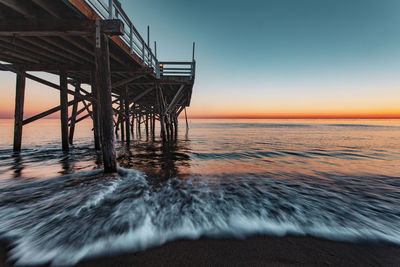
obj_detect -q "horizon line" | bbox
[185,115,400,119]
[2,115,400,120]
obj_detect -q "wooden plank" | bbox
[132,86,154,102]
[0,37,63,63]
[164,85,185,116]
[0,30,90,37]
[18,36,87,65]
[95,29,116,172]
[60,71,69,151]
[41,37,94,64]
[0,63,95,102]
[67,0,101,20]
[13,70,25,151]
[0,0,34,18]
[74,113,91,124]
[0,49,40,64]
[111,74,147,89]
[81,99,93,120]
[0,19,123,36]
[32,0,62,19]
[13,64,93,71]
[23,99,79,125]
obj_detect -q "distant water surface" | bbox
[0,119,399,265]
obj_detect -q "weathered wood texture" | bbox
[95,30,116,172]
[124,86,130,143]
[60,71,69,151]
[13,70,25,152]
[69,82,80,144]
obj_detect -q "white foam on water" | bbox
[0,167,399,266]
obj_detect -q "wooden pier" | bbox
[0,0,195,172]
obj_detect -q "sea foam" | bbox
[0,167,399,266]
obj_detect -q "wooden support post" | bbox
[124,86,130,143]
[95,26,116,173]
[91,71,101,150]
[24,99,80,125]
[137,113,141,137]
[115,114,120,137]
[13,70,26,152]
[174,114,178,138]
[69,82,80,145]
[60,71,69,152]
[184,107,189,130]
[149,107,153,138]
[166,116,170,142]
[145,111,149,137]
[152,108,156,138]
[131,107,135,135]
[119,98,125,141]
[157,87,167,142]
[169,114,174,140]
[149,109,152,137]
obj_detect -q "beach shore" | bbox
[1,235,399,266]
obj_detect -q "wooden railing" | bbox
[159,61,196,79]
[84,0,195,80]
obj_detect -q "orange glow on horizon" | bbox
[185,114,400,119]
[183,107,400,119]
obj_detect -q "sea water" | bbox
[0,119,399,265]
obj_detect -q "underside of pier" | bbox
[0,0,195,172]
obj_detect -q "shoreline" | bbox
[1,235,399,266]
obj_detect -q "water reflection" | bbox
[118,137,192,181]
[1,119,400,266]
[11,152,24,178]
[59,153,74,175]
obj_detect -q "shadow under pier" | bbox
[0,0,195,173]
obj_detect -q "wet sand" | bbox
[1,235,399,266]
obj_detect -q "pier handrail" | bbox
[84,0,195,80]
[85,0,157,70]
[159,61,196,79]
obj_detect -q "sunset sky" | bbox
[1,0,400,118]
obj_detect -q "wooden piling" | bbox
[124,86,130,143]
[156,86,166,142]
[169,114,174,140]
[137,113,141,137]
[68,82,79,145]
[145,111,149,137]
[131,107,135,135]
[184,107,189,130]
[174,114,178,138]
[120,98,125,140]
[13,70,26,152]
[115,115,120,137]
[91,71,101,150]
[152,107,156,138]
[60,71,69,152]
[95,27,117,173]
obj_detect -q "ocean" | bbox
[0,118,399,265]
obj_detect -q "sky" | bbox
[1,0,400,118]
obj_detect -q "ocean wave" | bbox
[0,168,399,266]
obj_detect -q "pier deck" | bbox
[0,0,195,172]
